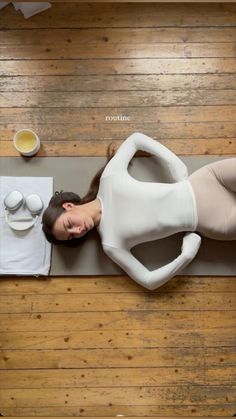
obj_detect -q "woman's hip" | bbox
[189,159,236,240]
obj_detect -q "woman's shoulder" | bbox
[101,159,121,178]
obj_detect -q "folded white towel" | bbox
[0,176,53,276]
[13,2,51,19]
[0,2,51,17]
[0,2,11,10]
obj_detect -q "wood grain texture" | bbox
[0,2,235,417]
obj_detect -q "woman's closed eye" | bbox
[67,220,74,240]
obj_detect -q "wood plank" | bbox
[1,328,235,350]
[2,106,236,123]
[1,125,236,148]
[0,105,236,127]
[1,276,235,294]
[1,292,236,313]
[1,311,235,333]
[4,121,235,139]
[1,406,235,417]
[2,43,235,59]
[1,3,236,29]
[1,58,236,76]
[1,138,235,157]
[1,27,236,45]
[1,366,236,388]
[1,416,233,419]
[0,417,233,419]
[1,74,236,91]
[3,43,236,60]
[2,123,236,141]
[0,385,235,407]
[1,347,235,369]
[2,90,236,107]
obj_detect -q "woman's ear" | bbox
[62,202,75,210]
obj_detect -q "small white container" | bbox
[13,129,40,156]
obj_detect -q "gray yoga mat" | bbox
[0,156,235,276]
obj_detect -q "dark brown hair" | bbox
[42,143,116,246]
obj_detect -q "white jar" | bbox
[13,129,40,157]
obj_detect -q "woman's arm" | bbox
[103,233,201,290]
[104,132,188,181]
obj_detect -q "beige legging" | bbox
[189,158,236,240]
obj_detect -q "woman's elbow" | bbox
[145,282,158,291]
[136,275,160,291]
[141,273,173,291]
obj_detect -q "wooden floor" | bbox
[0,2,236,417]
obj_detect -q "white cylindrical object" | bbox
[10,217,34,222]
[5,210,38,231]
[13,129,40,157]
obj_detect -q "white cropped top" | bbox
[97,132,201,290]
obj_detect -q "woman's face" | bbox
[52,202,94,241]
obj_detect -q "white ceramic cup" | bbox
[13,129,40,156]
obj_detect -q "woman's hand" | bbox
[181,232,202,261]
